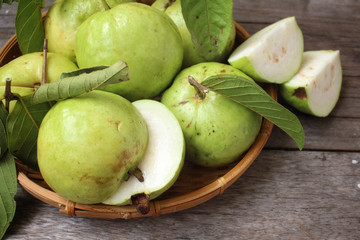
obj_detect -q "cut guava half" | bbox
[280,50,342,117]
[228,16,304,83]
[103,100,185,205]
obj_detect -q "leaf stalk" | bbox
[4,78,14,111]
[188,75,209,100]
[41,38,48,85]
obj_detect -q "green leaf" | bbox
[15,0,44,54]
[7,94,54,170]
[181,0,233,61]
[0,151,17,240]
[31,60,129,104]
[0,102,8,158]
[201,74,305,150]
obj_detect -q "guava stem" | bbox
[128,167,144,182]
[188,75,208,100]
[41,38,48,85]
[4,78,13,111]
[131,193,150,215]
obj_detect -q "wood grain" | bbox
[1,0,359,239]
[5,150,360,239]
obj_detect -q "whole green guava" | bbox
[37,90,148,204]
[45,0,136,62]
[75,2,183,101]
[152,0,236,68]
[161,62,262,167]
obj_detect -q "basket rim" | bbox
[2,21,276,219]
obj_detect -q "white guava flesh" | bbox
[280,50,342,117]
[103,100,185,205]
[228,16,304,84]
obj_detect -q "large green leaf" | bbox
[7,95,53,170]
[0,151,17,240]
[31,60,129,104]
[181,0,233,61]
[15,0,45,54]
[201,74,305,150]
[0,102,7,158]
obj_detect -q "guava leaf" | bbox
[31,60,129,104]
[7,94,54,170]
[0,102,8,158]
[201,75,305,150]
[15,0,45,54]
[181,0,233,61]
[0,151,17,240]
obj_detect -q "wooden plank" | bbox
[234,0,360,78]
[4,150,360,239]
[266,115,360,150]
[0,29,15,49]
[340,76,360,98]
[233,0,360,25]
[0,4,16,47]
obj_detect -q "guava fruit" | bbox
[161,62,262,167]
[0,52,78,111]
[75,2,183,101]
[280,50,342,117]
[152,0,236,68]
[45,0,135,62]
[37,90,148,204]
[103,99,184,205]
[228,16,304,84]
[105,0,135,8]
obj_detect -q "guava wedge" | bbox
[228,16,304,84]
[280,50,342,117]
[103,100,185,205]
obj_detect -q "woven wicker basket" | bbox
[0,14,276,219]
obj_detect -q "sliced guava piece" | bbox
[103,100,185,205]
[228,16,304,83]
[280,50,342,117]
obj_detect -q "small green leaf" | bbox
[181,0,233,61]
[0,151,17,240]
[15,0,44,54]
[7,94,54,170]
[0,102,8,158]
[201,74,305,150]
[31,60,129,104]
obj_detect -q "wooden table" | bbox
[1,0,359,239]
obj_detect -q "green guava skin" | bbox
[75,3,183,101]
[0,52,78,111]
[37,90,148,204]
[161,62,262,167]
[152,0,236,68]
[280,85,312,115]
[105,0,135,8]
[45,0,135,62]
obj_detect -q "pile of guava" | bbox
[0,0,341,212]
